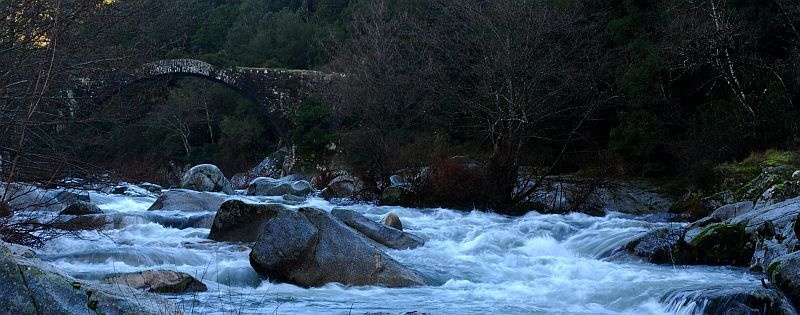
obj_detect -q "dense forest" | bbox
[2,0,800,211]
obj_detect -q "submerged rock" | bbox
[102,270,207,293]
[248,205,429,287]
[246,177,315,197]
[148,189,232,212]
[180,164,234,194]
[661,286,793,315]
[380,212,404,231]
[332,209,423,249]
[0,242,180,315]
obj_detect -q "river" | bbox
[36,190,776,314]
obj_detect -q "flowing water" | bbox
[35,191,782,314]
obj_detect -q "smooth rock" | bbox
[102,270,207,293]
[180,164,234,194]
[710,201,754,222]
[58,201,103,216]
[332,209,423,249]
[246,177,315,197]
[148,189,232,212]
[380,212,404,231]
[208,200,294,242]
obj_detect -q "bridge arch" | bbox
[78,59,334,142]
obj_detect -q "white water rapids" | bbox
[36,191,775,314]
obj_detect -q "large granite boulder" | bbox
[58,201,103,216]
[248,206,429,287]
[331,209,424,250]
[102,270,207,293]
[245,177,315,197]
[0,242,180,315]
[148,189,232,212]
[180,164,234,194]
[208,200,296,242]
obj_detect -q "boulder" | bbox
[685,223,755,266]
[137,182,163,195]
[729,196,800,234]
[661,287,793,315]
[321,175,364,199]
[208,200,294,242]
[102,270,207,293]
[230,148,288,189]
[381,186,416,207]
[331,209,423,250]
[249,206,429,287]
[180,164,234,194]
[106,182,156,198]
[58,201,103,216]
[0,242,180,315]
[709,201,754,222]
[246,177,315,197]
[148,189,232,212]
[620,227,686,264]
[380,212,404,231]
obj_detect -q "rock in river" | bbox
[148,189,232,212]
[247,205,429,287]
[180,164,234,194]
[58,201,103,216]
[246,177,315,197]
[102,269,207,293]
[331,208,424,250]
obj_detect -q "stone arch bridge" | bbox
[73,59,338,140]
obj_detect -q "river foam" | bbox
[37,191,774,314]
